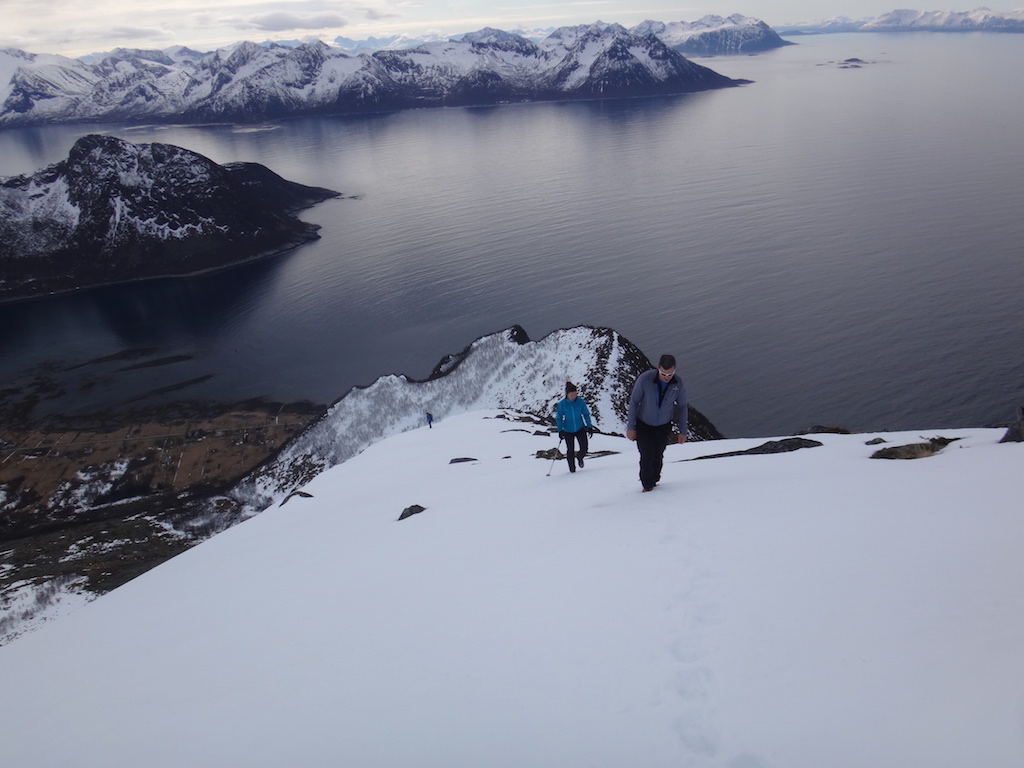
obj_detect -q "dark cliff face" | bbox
[0,134,338,301]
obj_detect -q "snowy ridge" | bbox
[863,8,1024,31]
[233,325,661,512]
[0,409,1021,767]
[0,22,740,127]
[631,14,793,55]
[782,8,1024,34]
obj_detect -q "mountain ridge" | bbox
[0,20,751,128]
[780,7,1024,34]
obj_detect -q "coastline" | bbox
[0,224,326,306]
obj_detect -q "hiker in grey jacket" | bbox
[626,355,688,492]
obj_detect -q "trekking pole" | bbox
[546,437,563,477]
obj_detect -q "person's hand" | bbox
[627,429,637,441]
[588,427,596,436]
[558,431,566,440]
[677,433,688,444]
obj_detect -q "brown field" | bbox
[0,399,325,621]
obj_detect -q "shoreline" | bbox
[0,225,327,307]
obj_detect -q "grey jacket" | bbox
[626,369,688,433]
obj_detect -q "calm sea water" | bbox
[1,33,1022,437]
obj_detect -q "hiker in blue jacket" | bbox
[626,354,688,492]
[556,381,594,474]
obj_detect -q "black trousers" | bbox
[635,420,673,489]
[564,429,589,471]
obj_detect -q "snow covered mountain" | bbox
[631,14,793,55]
[0,408,1021,767]
[0,22,740,127]
[333,16,788,57]
[781,8,1024,34]
[0,324,721,643]
[231,325,721,515]
[863,7,1024,31]
[0,134,338,300]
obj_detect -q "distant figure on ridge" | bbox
[556,381,594,474]
[426,412,434,429]
[626,354,688,492]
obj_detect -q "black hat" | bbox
[565,381,577,394]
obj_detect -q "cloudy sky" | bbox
[1,1,916,57]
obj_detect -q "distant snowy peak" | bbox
[0,24,739,127]
[233,325,722,512]
[863,8,1024,31]
[456,27,531,46]
[631,14,792,55]
[0,134,337,300]
[782,8,1024,33]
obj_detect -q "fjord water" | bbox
[0,33,1021,437]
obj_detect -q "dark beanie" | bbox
[565,381,577,394]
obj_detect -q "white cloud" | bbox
[236,11,351,31]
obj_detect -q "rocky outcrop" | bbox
[870,436,960,459]
[234,325,723,512]
[0,134,338,300]
[999,407,1024,443]
[689,437,823,460]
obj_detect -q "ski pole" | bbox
[546,436,563,477]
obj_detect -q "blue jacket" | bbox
[626,369,687,432]
[556,396,593,434]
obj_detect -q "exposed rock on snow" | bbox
[0,134,338,301]
[999,407,1024,443]
[689,436,823,460]
[869,435,961,459]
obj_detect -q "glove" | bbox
[558,431,566,440]
[588,427,596,436]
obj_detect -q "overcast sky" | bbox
[0,1,936,57]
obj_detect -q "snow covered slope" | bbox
[0,410,1020,767]
[231,325,720,514]
[0,23,739,127]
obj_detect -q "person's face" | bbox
[658,367,675,381]
[568,391,578,400]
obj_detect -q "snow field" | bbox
[0,413,1021,767]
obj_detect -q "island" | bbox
[0,134,339,301]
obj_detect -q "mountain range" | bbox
[331,15,791,56]
[780,7,1024,34]
[0,19,769,128]
[0,134,338,301]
